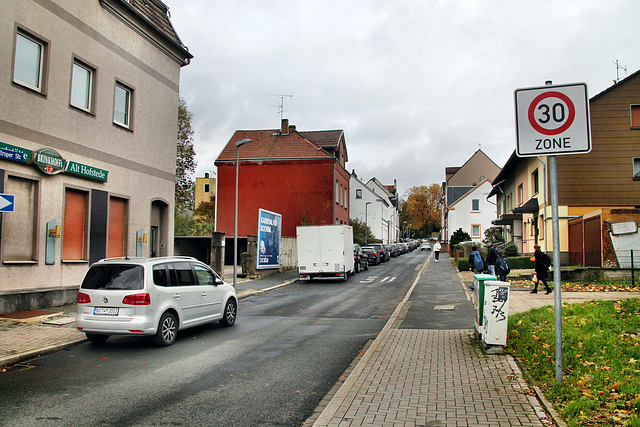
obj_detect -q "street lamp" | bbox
[234,138,251,288]
[365,202,372,246]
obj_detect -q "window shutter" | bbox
[107,197,126,258]
[63,189,86,260]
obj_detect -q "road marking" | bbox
[380,277,397,283]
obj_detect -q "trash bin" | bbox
[240,252,248,274]
[473,273,497,337]
[482,281,511,346]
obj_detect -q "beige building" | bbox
[195,173,216,208]
[0,0,192,314]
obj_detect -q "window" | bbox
[13,30,47,92]
[114,82,132,128]
[517,184,524,205]
[471,199,479,211]
[355,189,362,199]
[335,181,339,204]
[63,188,88,261]
[634,158,640,180]
[204,183,210,193]
[2,175,38,262]
[194,264,215,286]
[631,105,640,129]
[70,60,94,112]
[532,169,539,195]
[471,224,481,238]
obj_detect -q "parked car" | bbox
[362,247,381,265]
[353,244,369,273]
[385,244,398,258]
[371,243,390,262]
[76,256,238,347]
[421,241,431,251]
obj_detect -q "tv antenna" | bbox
[268,93,293,120]
[613,59,627,84]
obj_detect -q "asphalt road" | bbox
[0,250,427,426]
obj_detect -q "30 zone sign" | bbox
[515,83,591,157]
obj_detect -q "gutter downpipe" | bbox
[536,156,548,253]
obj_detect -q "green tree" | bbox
[450,228,471,246]
[484,227,505,244]
[350,218,379,246]
[175,96,196,214]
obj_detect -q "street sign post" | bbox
[0,194,15,212]
[515,82,591,384]
[515,83,591,157]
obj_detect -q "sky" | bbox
[163,0,639,198]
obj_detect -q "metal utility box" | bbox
[482,281,511,346]
[473,273,497,337]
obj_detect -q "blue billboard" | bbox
[257,209,282,269]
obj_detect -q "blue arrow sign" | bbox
[0,194,15,212]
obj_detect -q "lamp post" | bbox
[364,202,372,246]
[234,138,251,288]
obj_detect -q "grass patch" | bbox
[507,298,640,426]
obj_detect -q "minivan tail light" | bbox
[122,293,151,305]
[77,292,91,304]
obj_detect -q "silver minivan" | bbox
[76,256,237,346]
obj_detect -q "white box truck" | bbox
[296,225,355,281]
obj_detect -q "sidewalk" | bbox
[310,255,639,427]
[0,268,298,368]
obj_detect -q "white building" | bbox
[350,173,399,244]
[445,180,496,243]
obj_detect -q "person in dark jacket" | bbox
[485,242,498,276]
[494,250,509,282]
[531,244,552,294]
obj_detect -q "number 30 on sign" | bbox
[514,83,591,158]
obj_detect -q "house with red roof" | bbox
[214,119,350,261]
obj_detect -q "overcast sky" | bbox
[163,0,638,198]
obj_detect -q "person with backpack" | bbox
[433,239,442,262]
[469,246,484,274]
[494,250,510,282]
[485,241,498,276]
[531,244,552,294]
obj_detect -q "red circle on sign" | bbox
[527,91,576,136]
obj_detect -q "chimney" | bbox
[281,118,289,135]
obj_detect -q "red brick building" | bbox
[214,120,350,258]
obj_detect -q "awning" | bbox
[512,197,539,214]
[492,213,522,225]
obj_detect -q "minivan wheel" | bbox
[220,299,237,327]
[153,312,177,346]
[86,333,109,344]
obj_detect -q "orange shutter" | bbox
[632,105,640,128]
[108,198,126,258]
[63,189,86,260]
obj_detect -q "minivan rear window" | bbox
[81,265,144,290]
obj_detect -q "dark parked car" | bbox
[371,243,390,262]
[353,244,369,273]
[385,244,398,258]
[362,247,380,266]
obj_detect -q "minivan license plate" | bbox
[94,307,119,316]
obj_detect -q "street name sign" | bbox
[0,194,15,212]
[515,83,591,157]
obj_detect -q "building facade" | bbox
[349,172,399,244]
[441,150,501,243]
[214,120,350,263]
[0,0,191,314]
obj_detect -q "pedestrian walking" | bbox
[494,250,510,282]
[469,246,484,274]
[485,241,498,276]
[531,244,552,294]
[433,239,441,262]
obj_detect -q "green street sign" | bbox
[65,161,109,182]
